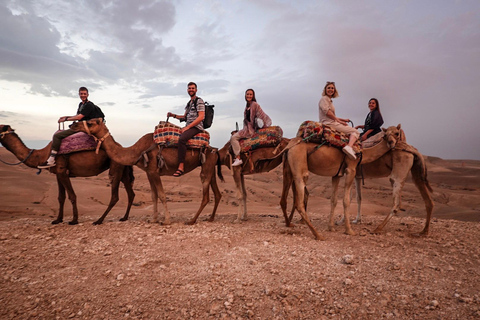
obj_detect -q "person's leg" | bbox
[175,127,201,176]
[38,129,77,168]
[230,132,243,166]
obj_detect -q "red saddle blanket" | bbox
[57,131,96,155]
[296,120,362,154]
[239,126,283,153]
[153,121,209,148]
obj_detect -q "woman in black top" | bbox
[356,98,384,142]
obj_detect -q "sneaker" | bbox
[232,158,243,167]
[342,146,357,160]
[37,160,56,169]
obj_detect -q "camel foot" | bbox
[68,220,78,225]
[92,220,103,225]
[352,218,362,224]
[119,217,128,222]
[314,234,326,241]
[233,218,247,224]
[184,219,196,226]
[410,230,429,238]
[51,219,63,225]
[328,226,336,232]
[161,220,172,226]
[204,216,215,223]
[371,228,384,235]
[344,229,356,236]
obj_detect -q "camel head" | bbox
[70,118,107,138]
[383,124,405,149]
[0,125,15,141]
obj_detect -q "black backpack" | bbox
[186,97,215,129]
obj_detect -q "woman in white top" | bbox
[318,81,359,160]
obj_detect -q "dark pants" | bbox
[52,128,77,151]
[178,127,201,164]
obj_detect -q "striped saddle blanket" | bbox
[57,131,96,155]
[239,126,283,153]
[153,121,210,148]
[296,120,362,154]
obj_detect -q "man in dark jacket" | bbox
[38,87,105,168]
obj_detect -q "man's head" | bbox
[187,82,197,98]
[79,87,89,102]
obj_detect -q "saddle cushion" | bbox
[239,126,283,153]
[296,121,362,154]
[57,131,96,155]
[153,121,209,148]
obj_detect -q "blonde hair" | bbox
[322,81,339,98]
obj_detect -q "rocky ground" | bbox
[0,148,479,319]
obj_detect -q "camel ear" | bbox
[382,127,387,133]
[397,124,401,130]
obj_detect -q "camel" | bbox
[344,124,434,235]
[0,124,135,225]
[217,138,290,223]
[255,125,399,240]
[70,119,223,225]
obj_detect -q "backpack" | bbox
[186,97,215,129]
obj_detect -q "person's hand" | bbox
[167,112,174,118]
[58,116,67,123]
[181,126,189,133]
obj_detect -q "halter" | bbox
[0,127,35,166]
[79,120,110,154]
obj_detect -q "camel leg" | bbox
[206,171,222,222]
[147,172,170,224]
[52,176,66,224]
[93,165,122,225]
[280,160,293,227]
[353,177,362,224]
[232,167,247,223]
[186,163,221,225]
[289,153,324,240]
[372,169,408,234]
[410,162,435,237]
[342,167,356,235]
[328,176,340,231]
[57,173,79,225]
[119,166,135,222]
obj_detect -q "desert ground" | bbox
[0,146,479,319]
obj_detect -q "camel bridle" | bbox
[0,127,35,166]
[80,121,110,154]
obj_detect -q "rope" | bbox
[0,148,35,166]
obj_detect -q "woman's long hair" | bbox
[245,88,257,108]
[369,98,381,115]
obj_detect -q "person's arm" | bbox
[167,112,186,121]
[361,129,373,141]
[58,114,85,123]
[181,111,205,132]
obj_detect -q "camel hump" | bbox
[239,126,283,153]
[296,120,362,154]
[57,131,96,155]
[153,121,210,148]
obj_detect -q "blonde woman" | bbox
[318,81,359,160]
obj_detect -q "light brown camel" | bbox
[0,124,135,225]
[70,119,223,225]
[256,127,396,240]
[345,124,434,235]
[217,138,290,223]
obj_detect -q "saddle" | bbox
[239,126,283,153]
[153,121,210,148]
[57,131,96,155]
[296,120,362,154]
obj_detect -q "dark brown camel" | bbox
[70,119,223,225]
[217,138,290,223]
[0,124,135,225]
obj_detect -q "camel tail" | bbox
[216,153,225,182]
[411,151,433,193]
[254,137,302,172]
[124,165,135,184]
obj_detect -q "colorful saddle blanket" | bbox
[239,126,283,153]
[296,121,362,154]
[153,121,209,148]
[57,131,96,155]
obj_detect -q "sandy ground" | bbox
[0,147,479,319]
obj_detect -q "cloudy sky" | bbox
[1,0,479,160]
